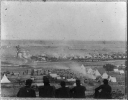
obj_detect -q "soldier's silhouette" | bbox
[55,81,70,98]
[70,79,86,98]
[17,79,36,97]
[94,79,112,99]
[38,77,55,98]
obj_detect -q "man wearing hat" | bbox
[55,81,70,98]
[38,77,55,97]
[17,79,36,97]
[94,79,112,99]
[70,79,86,98]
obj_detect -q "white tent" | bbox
[67,78,76,82]
[18,52,23,58]
[94,70,101,76]
[102,72,108,79]
[81,64,87,75]
[34,69,37,71]
[14,72,19,76]
[87,68,93,74]
[114,69,119,72]
[50,73,58,78]
[48,71,51,74]
[31,77,35,81]
[84,68,96,80]
[109,76,117,82]
[85,54,92,58]
[57,77,61,80]
[1,74,11,83]
[116,65,120,68]
[81,64,85,70]
[36,83,44,86]
[108,76,112,81]
[119,70,124,74]
[62,77,65,79]
[121,64,125,67]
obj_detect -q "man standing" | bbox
[17,79,36,97]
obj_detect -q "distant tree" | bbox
[103,64,116,72]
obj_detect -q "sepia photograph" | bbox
[1,0,127,99]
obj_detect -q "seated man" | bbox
[17,79,36,97]
[38,77,55,98]
[70,79,86,98]
[55,81,70,98]
[94,79,112,99]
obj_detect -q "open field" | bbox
[1,40,126,98]
[1,40,126,57]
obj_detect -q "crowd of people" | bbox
[17,77,112,99]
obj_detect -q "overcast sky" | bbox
[1,1,126,41]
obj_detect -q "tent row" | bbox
[1,65,119,84]
[80,64,117,82]
[113,69,125,74]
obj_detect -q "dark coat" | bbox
[17,86,36,97]
[55,87,70,98]
[70,85,86,98]
[38,85,55,98]
[95,84,112,99]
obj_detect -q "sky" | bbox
[1,1,127,41]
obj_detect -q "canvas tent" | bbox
[62,77,65,79]
[34,69,37,71]
[85,68,96,79]
[48,71,51,74]
[102,72,108,79]
[119,70,124,74]
[50,73,58,78]
[108,76,112,81]
[81,64,87,75]
[1,74,11,83]
[57,76,61,80]
[31,77,35,81]
[116,65,120,68]
[109,76,117,82]
[94,70,101,76]
[114,69,119,72]
[67,78,76,82]
[36,83,44,86]
[97,68,106,75]
[81,65,85,70]
[18,52,23,58]
[87,68,93,74]
[112,77,117,82]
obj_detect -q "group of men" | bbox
[17,77,112,99]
